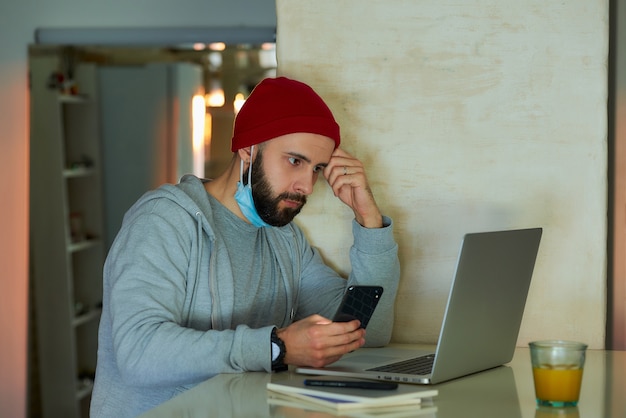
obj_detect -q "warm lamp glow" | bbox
[192,94,206,177]
[207,51,223,71]
[206,78,225,107]
[206,90,225,107]
[234,93,246,114]
[204,112,212,163]
[209,42,226,51]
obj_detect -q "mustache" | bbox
[278,192,307,205]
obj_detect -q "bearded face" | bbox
[248,149,307,227]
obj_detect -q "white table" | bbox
[140,345,626,417]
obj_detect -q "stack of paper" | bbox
[266,376,437,416]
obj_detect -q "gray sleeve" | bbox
[295,216,400,347]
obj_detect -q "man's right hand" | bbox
[277,314,366,368]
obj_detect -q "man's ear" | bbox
[237,147,253,167]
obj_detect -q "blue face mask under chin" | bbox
[234,146,271,228]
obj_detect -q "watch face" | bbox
[271,341,280,361]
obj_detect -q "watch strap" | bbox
[270,327,288,372]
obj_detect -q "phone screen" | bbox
[332,285,383,329]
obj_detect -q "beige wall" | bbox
[277,0,608,348]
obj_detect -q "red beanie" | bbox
[231,77,341,151]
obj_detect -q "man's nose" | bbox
[294,171,316,195]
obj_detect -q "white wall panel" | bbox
[277,0,608,348]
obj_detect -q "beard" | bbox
[248,150,307,227]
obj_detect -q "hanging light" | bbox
[233,93,246,114]
[259,43,277,69]
[205,78,225,108]
[192,94,206,177]
[208,42,226,51]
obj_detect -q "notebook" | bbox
[296,227,543,385]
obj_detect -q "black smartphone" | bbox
[332,285,383,329]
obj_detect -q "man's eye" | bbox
[313,165,324,173]
[288,157,300,166]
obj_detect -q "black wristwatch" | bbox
[270,327,288,372]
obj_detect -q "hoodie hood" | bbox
[122,174,217,241]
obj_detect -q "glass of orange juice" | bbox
[529,340,587,407]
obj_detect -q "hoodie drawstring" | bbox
[183,211,204,326]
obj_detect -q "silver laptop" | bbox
[296,227,542,385]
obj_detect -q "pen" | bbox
[303,379,398,390]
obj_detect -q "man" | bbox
[91,77,400,417]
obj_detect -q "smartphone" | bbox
[332,285,384,329]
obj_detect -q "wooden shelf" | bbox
[31,57,104,418]
[72,308,102,328]
[63,166,96,178]
[67,238,101,253]
[59,94,89,104]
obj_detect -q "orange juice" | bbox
[532,366,583,402]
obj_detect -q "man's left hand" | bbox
[323,148,383,228]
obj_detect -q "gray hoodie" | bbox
[90,175,400,417]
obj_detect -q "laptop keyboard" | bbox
[366,354,435,375]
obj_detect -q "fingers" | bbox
[323,148,364,188]
[281,317,366,368]
[307,325,366,368]
[323,147,368,201]
[322,148,383,228]
[321,320,367,356]
[308,318,365,348]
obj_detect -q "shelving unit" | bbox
[30,53,104,418]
